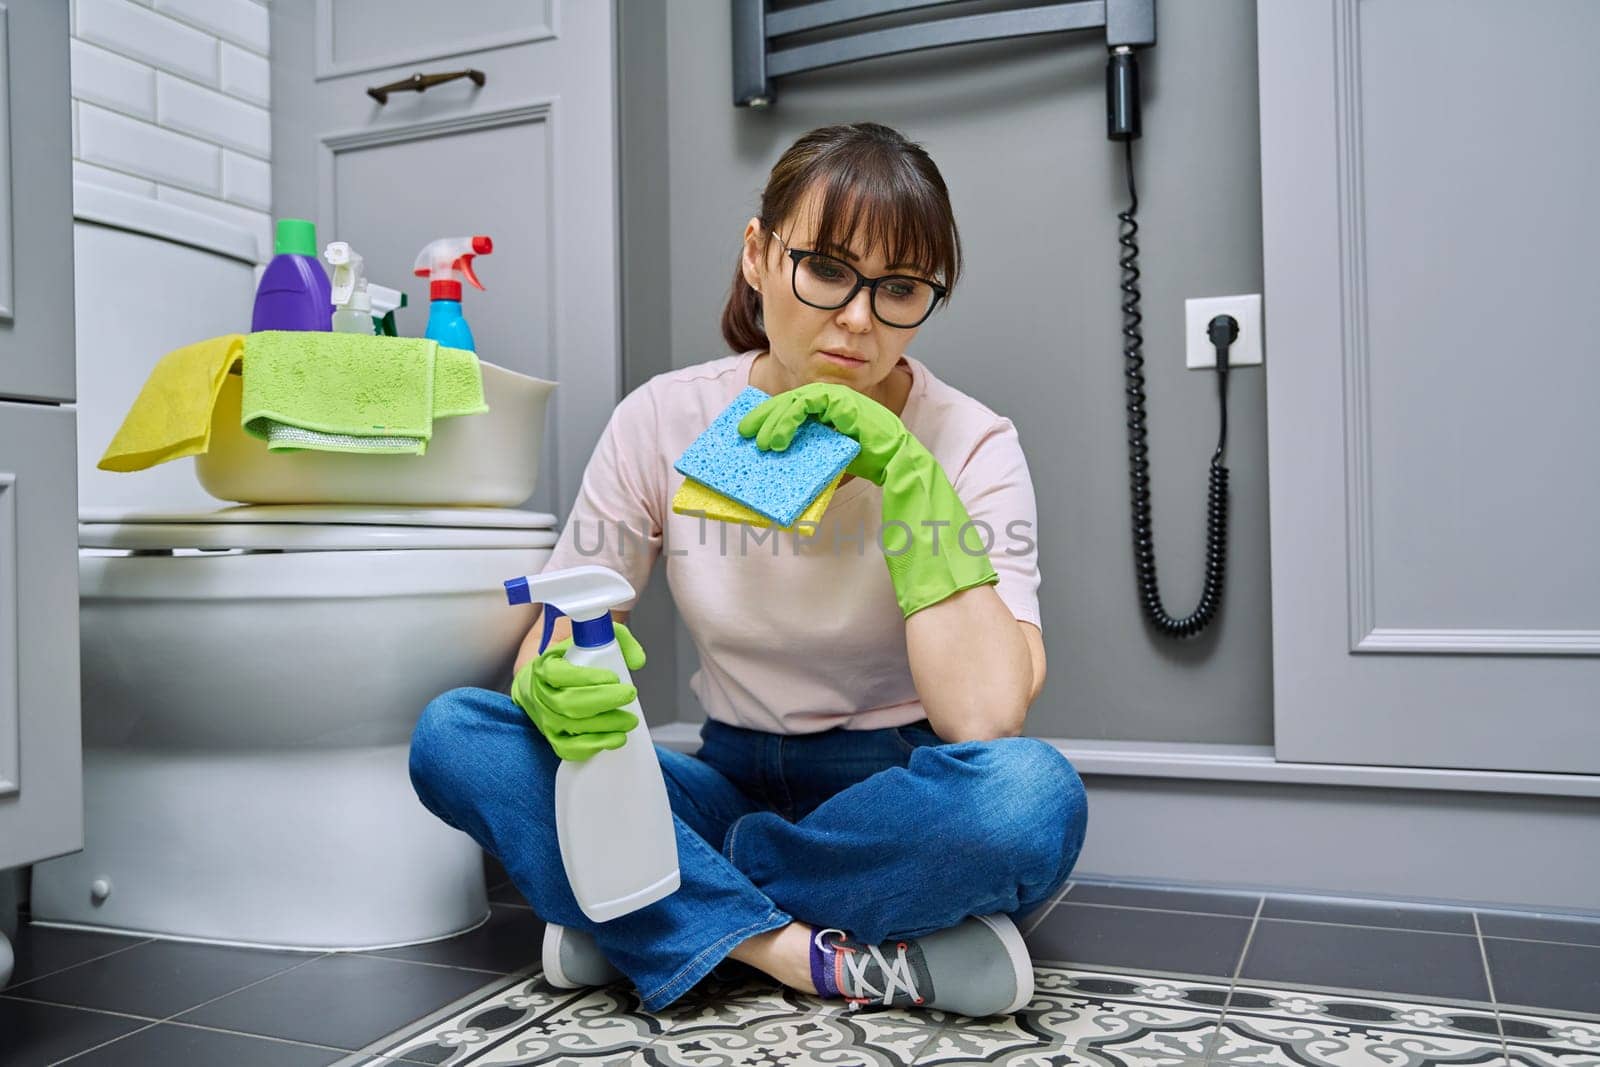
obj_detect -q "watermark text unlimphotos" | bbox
[565,513,1036,559]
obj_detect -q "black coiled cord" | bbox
[1118,138,1233,638]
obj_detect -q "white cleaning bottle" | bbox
[504,565,681,923]
[324,241,374,334]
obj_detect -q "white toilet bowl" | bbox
[30,507,556,949]
[37,187,569,949]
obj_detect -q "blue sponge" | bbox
[673,386,860,528]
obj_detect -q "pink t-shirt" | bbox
[540,349,1041,735]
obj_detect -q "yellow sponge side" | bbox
[673,472,843,536]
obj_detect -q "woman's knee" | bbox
[966,737,1089,877]
[409,686,514,796]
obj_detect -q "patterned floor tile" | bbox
[1208,979,1508,1066]
[640,1005,942,1065]
[347,971,644,1064]
[329,956,1597,1067]
[922,968,1228,1065]
[1497,1002,1600,1066]
[880,1026,1081,1065]
[345,966,816,1064]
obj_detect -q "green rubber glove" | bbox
[738,382,999,618]
[511,621,648,762]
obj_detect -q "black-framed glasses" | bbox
[772,232,947,329]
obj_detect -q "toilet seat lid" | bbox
[80,505,560,552]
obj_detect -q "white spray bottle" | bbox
[324,241,374,334]
[505,564,681,922]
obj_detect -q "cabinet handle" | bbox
[367,68,486,105]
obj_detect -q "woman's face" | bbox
[740,184,930,397]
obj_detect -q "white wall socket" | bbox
[1185,293,1263,369]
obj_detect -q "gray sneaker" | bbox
[542,923,625,988]
[814,913,1035,1018]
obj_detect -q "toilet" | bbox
[30,186,559,949]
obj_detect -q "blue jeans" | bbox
[408,687,1089,1012]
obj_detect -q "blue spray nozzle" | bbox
[503,566,632,655]
[505,577,566,655]
[539,607,566,655]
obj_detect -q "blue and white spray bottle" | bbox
[414,235,492,352]
[505,564,680,923]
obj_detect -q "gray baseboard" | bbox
[650,723,1600,915]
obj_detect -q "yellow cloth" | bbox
[672,472,844,537]
[97,334,243,473]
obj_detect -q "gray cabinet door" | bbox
[1259,0,1600,773]
[0,0,74,404]
[0,402,82,868]
[271,0,619,521]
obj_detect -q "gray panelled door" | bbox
[296,0,619,520]
[1258,0,1600,774]
[0,0,82,874]
[0,0,75,404]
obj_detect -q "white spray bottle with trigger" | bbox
[504,564,681,922]
[324,241,373,334]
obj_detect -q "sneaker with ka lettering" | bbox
[542,923,625,989]
[809,913,1035,1018]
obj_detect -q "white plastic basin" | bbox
[195,360,555,506]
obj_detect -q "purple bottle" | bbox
[251,218,333,331]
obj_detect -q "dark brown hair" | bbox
[721,122,962,353]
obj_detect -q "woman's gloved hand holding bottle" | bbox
[739,382,998,618]
[511,621,647,762]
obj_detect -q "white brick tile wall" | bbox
[222,150,271,211]
[71,0,272,261]
[154,0,269,57]
[156,185,272,263]
[220,43,270,108]
[76,0,219,86]
[74,160,157,198]
[157,73,271,159]
[79,101,221,195]
[70,39,157,121]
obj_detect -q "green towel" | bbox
[434,346,491,420]
[241,332,487,455]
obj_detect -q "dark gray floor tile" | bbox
[4,938,316,1018]
[1260,895,1477,934]
[1026,902,1252,978]
[63,1022,345,1066]
[177,952,495,1052]
[2,922,148,989]
[1240,918,1491,1002]
[1066,881,1260,917]
[1014,897,1055,934]
[487,879,530,907]
[1478,910,1600,948]
[369,904,544,974]
[0,997,149,1067]
[1485,936,1600,1017]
